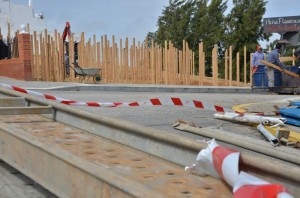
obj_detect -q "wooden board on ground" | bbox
[260,60,300,79]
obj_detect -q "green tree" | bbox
[144,32,158,48]
[187,0,207,51]
[145,0,269,79]
[156,0,195,49]
[225,0,268,53]
[225,0,269,81]
[189,0,227,53]
[189,0,227,76]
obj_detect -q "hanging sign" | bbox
[263,16,300,33]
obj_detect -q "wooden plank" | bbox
[249,53,253,86]
[50,37,55,81]
[40,34,45,80]
[53,30,58,81]
[236,52,240,84]
[101,36,105,82]
[151,40,155,84]
[212,45,218,86]
[224,49,228,86]
[164,40,168,85]
[157,45,162,84]
[93,35,97,68]
[56,31,63,81]
[137,41,141,84]
[229,46,232,86]
[292,50,296,65]
[183,41,186,85]
[45,30,50,81]
[111,35,116,83]
[70,33,75,81]
[171,43,175,85]
[244,46,247,86]
[260,60,300,79]
[143,39,147,84]
[280,56,297,62]
[186,46,191,85]
[30,34,35,80]
[118,46,123,83]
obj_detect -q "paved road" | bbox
[38,90,296,138]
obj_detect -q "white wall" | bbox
[0,0,46,38]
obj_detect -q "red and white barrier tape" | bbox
[0,83,233,112]
[120,97,232,112]
[0,83,123,107]
[185,139,293,198]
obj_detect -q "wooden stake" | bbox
[260,60,300,79]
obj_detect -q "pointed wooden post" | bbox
[229,46,233,86]
[224,49,228,86]
[244,46,247,86]
[212,44,218,86]
[236,52,240,86]
[250,52,253,86]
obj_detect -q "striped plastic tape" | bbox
[185,139,293,198]
[0,83,232,112]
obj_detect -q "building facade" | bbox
[0,0,46,38]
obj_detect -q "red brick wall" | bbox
[0,33,32,81]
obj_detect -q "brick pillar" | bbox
[18,33,32,80]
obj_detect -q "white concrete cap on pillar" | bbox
[20,24,27,34]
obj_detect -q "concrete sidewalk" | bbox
[0,77,253,93]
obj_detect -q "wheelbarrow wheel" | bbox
[93,74,102,84]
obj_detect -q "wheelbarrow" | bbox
[71,63,102,84]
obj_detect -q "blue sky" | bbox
[12,0,300,46]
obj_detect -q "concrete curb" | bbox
[36,84,254,94]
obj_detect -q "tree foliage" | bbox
[146,0,270,77]
[190,0,227,54]
[225,0,268,54]
[148,0,268,53]
[189,0,228,75]
[156,0,195,49]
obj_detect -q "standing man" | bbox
[266,43,284,93]
[251,45,265,73]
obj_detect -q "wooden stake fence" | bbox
[29,29,251,86]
